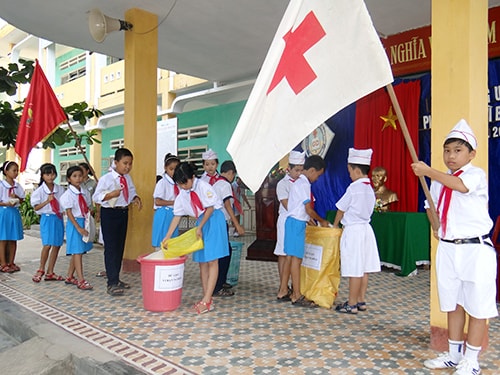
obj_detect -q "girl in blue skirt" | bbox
[163,162,229,314]
[0,161,25,273]
[60,166,93,290]
[151,153,180,249]
[31,163,65,282]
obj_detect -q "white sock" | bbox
[448,339,464,363]
[464,342,481,365]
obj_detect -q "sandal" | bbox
[117,281,131,289]
[357,302,367,311]
[291,295,318,308]
[276,292,291,302]
[44,273,64,281]
[32,269,45,282]
[107,284,124,296]
[0,264,14,273]
[9,263,20,272]
[64,276,78,285]
[77,280,93,290]
[213,288,234,297]
[193,299,214,314]
[335,301,358,314]
[96,271,107,278]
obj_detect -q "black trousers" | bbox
[100,207,128,287]
[214,236,232,293]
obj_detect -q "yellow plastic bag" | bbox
[161,227,204,259]
[300,226,342,308]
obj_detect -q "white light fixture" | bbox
[88,8,133,43]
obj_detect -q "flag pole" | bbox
[385,83,439,231]
[63,120,99,182]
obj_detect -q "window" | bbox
[110,139,125,150]
[60,67,86,84]
[59,146,86,157]
[177,146,207,172]
[178,125,208,141]
[59,53,86,70]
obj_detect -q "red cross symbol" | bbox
[267,11,326,95]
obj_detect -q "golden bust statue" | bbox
[371,166,398,211]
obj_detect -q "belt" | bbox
[440,234,493,247]
[103,206,128,210]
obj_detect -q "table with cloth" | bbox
[326,211,430,276]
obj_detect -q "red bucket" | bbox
[137,252,187,312]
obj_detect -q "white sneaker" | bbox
[453,358,481,375]
[424,352,460,369]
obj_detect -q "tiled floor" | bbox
[1,234,499,374]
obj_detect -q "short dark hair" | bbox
[39,163,57,185]
[115,148,133,161]
[173,162,196,184]
[220,160,236,174]
[304,155,326,171]
[78,162,92,175]
[444,137,473,152]
[349,163,370,175]
[66,166,83,180]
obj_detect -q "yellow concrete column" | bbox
[122,8,158,271]
[89,130,102,179]
[431,0,489,350]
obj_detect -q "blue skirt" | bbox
[284,216,306,259]
[40,214,64,246]
[151,207,178,247]
[66,217,93,255]
[0,206,24,241]
[193,209,229,263]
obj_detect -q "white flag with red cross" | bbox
[227,0,393,192]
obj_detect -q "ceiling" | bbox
[1,1,500,83]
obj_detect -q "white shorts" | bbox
[340,224,381,277]
[273,214,286,256]
[436,241,498,319]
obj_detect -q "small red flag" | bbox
[15,60,67,171]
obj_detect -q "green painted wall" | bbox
[177,100,246,163]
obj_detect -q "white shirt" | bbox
[173,178,222,217]
[427,162,493,239]
[286,174,311,222]
[276,174,294,216]
[153,174,177,209]
[336,177,375,226]
[213,177,234,221]
[31,182,65,215]
[92,170,137,208]
[60,185,92,218]
[0,180,25,207]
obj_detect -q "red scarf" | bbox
[190,191,204,218]
[119,175,129,203]
[232,190,243,215]
[174,184,179,197]
[208,173,221,185]
[78,193,89,216]
[437,170,464,237]
[49,193,63,219]
[8,186,14,196]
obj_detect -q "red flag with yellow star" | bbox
[354,80,421,212]
[15,60,67,172]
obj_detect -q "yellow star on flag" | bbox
[380,106,398,131]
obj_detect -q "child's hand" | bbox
[132,196,142,211]
[111,189,122,198]
[411,161,430,177]
[78,227,89,237]
[196,227,203,239]
[318,219,330,228]
[47,194,54,202]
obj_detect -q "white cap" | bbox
[348,148,373,165]
[202,149,218,160]
[446,119,477,150]
[289,151,305,165]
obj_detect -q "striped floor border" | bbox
[0,281,196,375]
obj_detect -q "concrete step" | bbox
[0,297,145,374]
